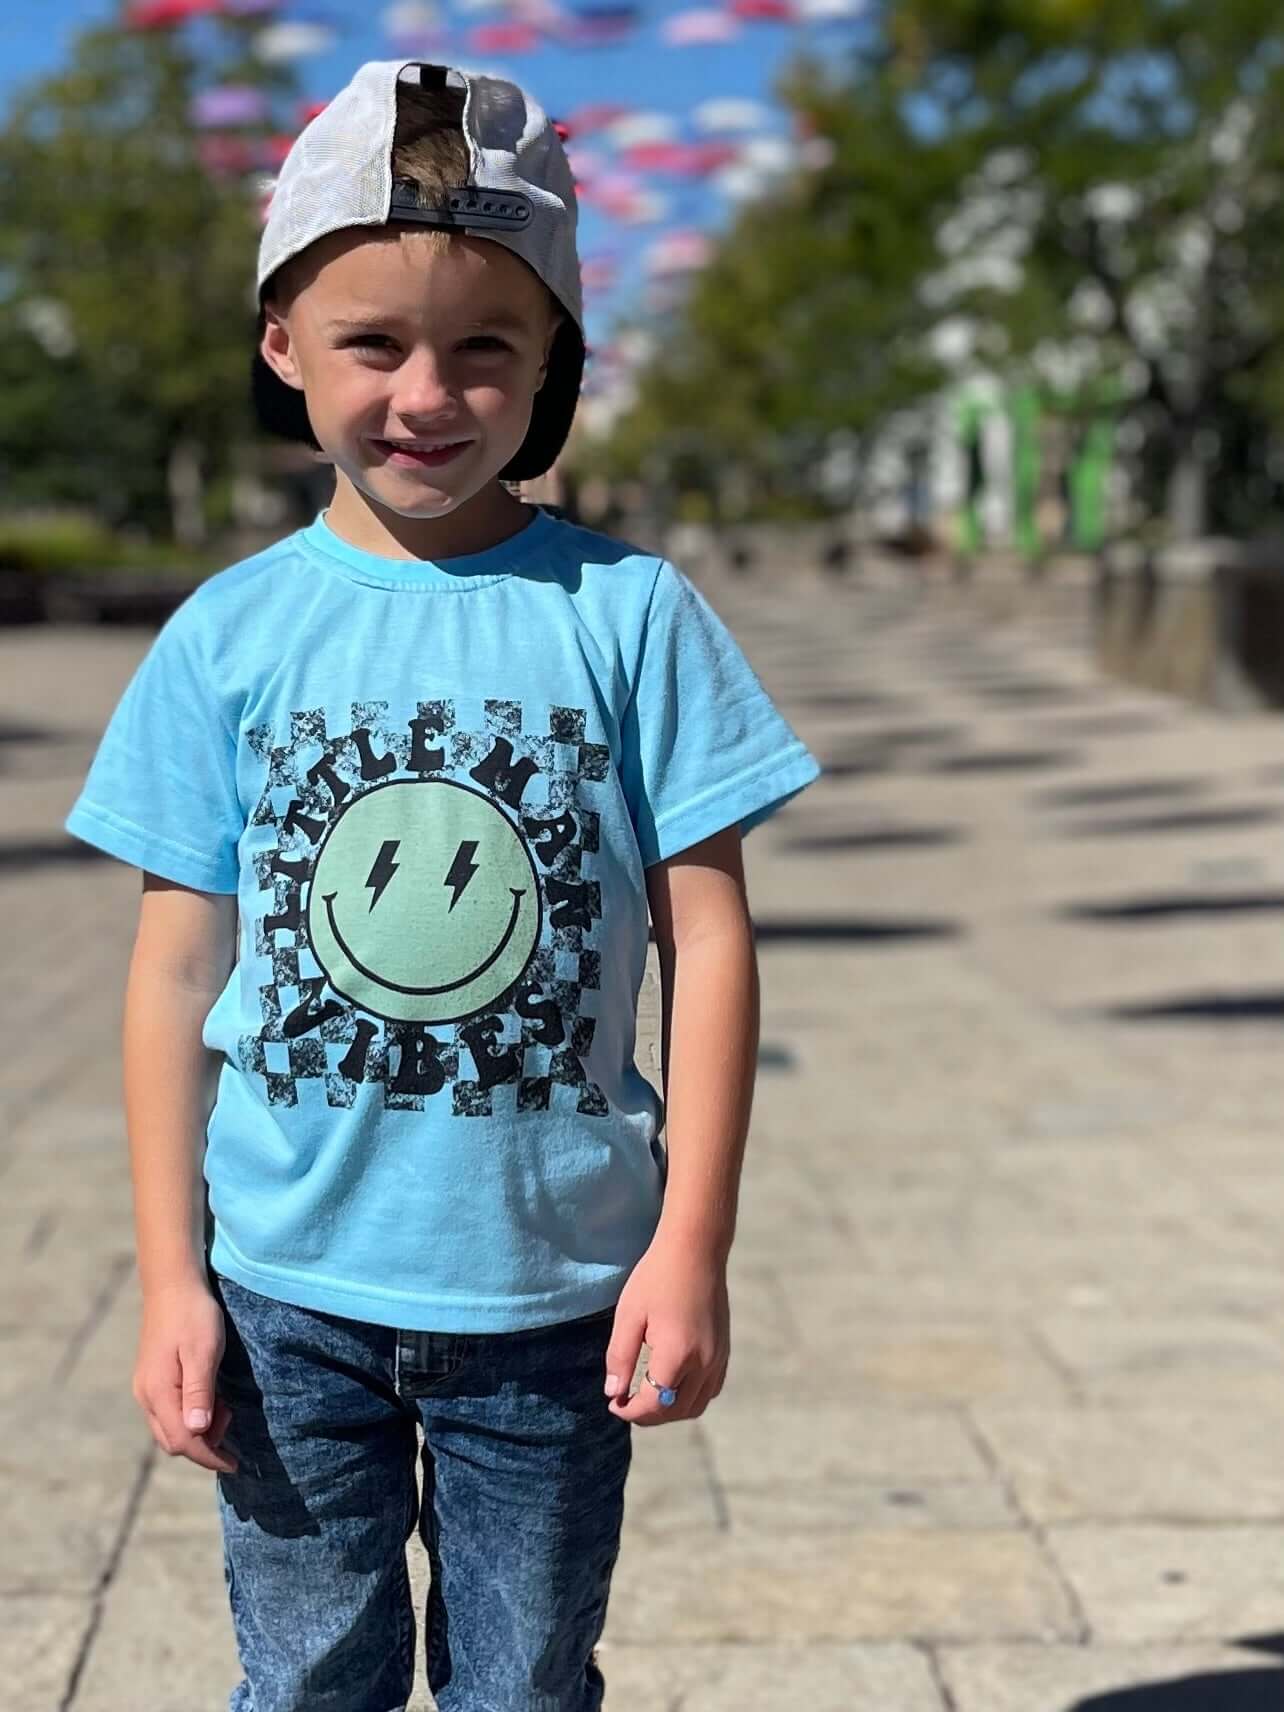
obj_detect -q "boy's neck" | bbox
[323,474,535,562]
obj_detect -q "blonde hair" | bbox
[389,80,470,257]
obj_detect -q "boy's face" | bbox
[260,226,563,524]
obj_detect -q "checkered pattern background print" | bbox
[235,694,612,1117]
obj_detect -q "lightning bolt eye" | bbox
[365,839,400,911]
[444,839,480,912]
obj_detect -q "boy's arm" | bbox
[124,873,238,1297]
[644,825,760,1264]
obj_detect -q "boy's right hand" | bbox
[132,1278,239,1474]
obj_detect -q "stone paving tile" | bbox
[591,1640,947,1709]
[699,1400,992,1488]
[0,1387,145,1596]
[1030,1312,1284,1405]
[1,1225,135,1335]
[70,1524,242,1712]
[0,1594,96,1712]
[1048,1524,1284,1643]
[720,1480,1020,1532]
[970,1401,1284,1523]
[714,1322,1071,1405]
[601,1524,1078,1643]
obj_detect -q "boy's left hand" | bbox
[603,1230,730,1425]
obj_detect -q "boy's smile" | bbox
[259,225,564,561]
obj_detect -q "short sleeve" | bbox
[620,559,823,868]
[63,594,243,893]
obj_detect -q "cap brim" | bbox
[249,317,584,482]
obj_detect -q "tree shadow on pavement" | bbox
[746,914,962,943]
[1100,992,1284,1021]
[1032,775,1212,809]
[1070,1635,1284,1710]
[1058,890,1284,920]
[4,839,106,872]
[1058,805,1281,836]
[931,747,1080,772]
[783,825,964,851]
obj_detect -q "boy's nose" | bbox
[390,350,456,415]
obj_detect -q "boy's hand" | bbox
[603,1231,730,1426]
[132,1278,239,1474]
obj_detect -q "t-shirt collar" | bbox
[298,503,555,590]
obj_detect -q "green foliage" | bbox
[886,0,1284,534]
[0,514,220,578]
[591,2,1284,536]
[592,48,957,514]
[0,22,291,538]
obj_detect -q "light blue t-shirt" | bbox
[64,504,822,1331]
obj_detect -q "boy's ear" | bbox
[260,307,305,392]
[537,312,566,387]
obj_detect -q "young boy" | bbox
[64,60,822,1710]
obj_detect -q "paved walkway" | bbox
[5,552,1284,1709]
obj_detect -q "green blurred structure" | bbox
[955,380,1117,560]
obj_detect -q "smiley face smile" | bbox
[322,885,525,995]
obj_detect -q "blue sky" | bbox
[0,2,863,364]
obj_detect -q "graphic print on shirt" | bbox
[236,697,610,1116]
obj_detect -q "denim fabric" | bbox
[209,1269,633,1712]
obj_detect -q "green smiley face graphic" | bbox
[307,778,543,1026]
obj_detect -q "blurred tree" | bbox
[0,20,293,543]
[590,3,1284,540]
[887,0,1284,538]
[586,49,959,522]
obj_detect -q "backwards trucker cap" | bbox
[252,59,585,482]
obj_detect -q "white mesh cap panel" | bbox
[257,60,403,292]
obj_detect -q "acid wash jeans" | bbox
[208,1267,633,1712]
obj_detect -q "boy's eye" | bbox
[340,335,512,352]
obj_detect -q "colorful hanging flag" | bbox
[381,0,449,49]
[511,0,569,29]
[728,0,796,19]
[558,3,639,44]
[191,85,272,128]
[382,0,440,32]
[621,141,739,174]
[566,146,608,181]
[692,97,773,133]
[196,134,257,175]
[581,254,619,292]
[661,9,739,43]
[603,111,678,147]
[566,102,633,133]
[126,0,222,26]
[252,20,336,60]
[645,229,713,273]
[468,21,539,50]
[580,175,668,223]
